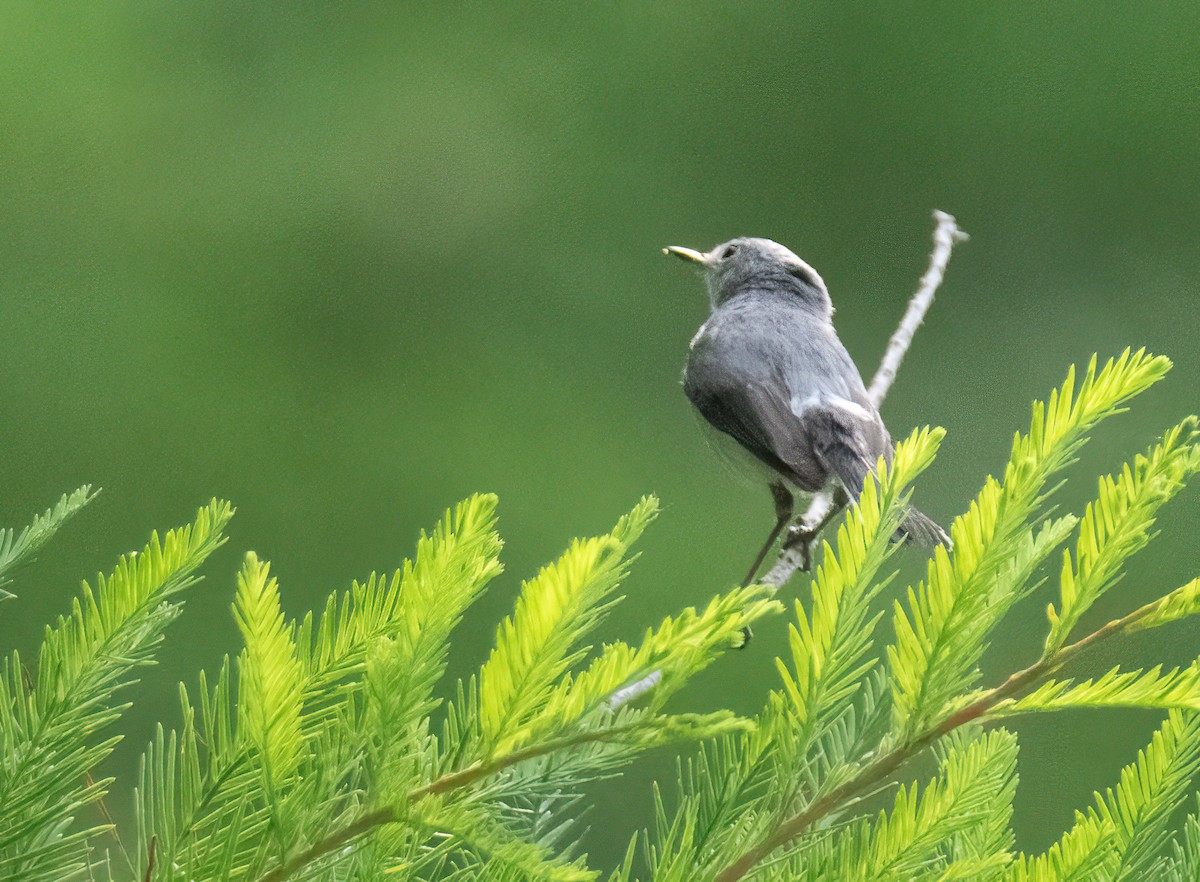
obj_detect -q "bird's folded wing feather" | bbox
[685,378,803,480]
[686,376,885,495]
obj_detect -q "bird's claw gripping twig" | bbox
[782,522,817,572]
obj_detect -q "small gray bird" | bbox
[666,237,949,584]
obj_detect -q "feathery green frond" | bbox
[1095,710,1200,880]
[403,797,599,882]
[1128,577,1200,634]
[866,729,1018,882]
[0,499,232,882]
[542,581,780,727]
[1013,711,1200,882]
[478,497,658,755]
[1160,799,1200,882]
[298,492,504,719]
[991,662,1200,716]
[0,486,95,600]
[234,553,304,838]
[138,495,502,880]
[1005,820,1112,882]
[11,351,1200,882]
[1045,417,1200,652]
[889,350,1168,738]
[636,431,941,882]
[135,494,761,882]
[782,729,1019,882]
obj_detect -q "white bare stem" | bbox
[867,210,968,405]
[606,670,662,710]
[764,210,967,588]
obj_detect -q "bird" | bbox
[665,236,949,586]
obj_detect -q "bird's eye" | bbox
[722,245,739,259]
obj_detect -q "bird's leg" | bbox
[737,484,794,648]
[783,486,850,572]
[742,483,794,586]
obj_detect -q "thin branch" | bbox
[868,210,969,406]
[713,591,1156,882]
[142,836,156,882]
[763,209,968,589]
[84,770,137,880]
[607,670,662,710]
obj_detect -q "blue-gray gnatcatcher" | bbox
[666,237,949,585]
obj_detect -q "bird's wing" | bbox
[687,374,888,495]
[685,376,814,487]
[685,306,890,493]
[800,398,884,499]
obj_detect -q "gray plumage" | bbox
[667,237,949,563]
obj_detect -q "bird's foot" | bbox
[781,521,820,572]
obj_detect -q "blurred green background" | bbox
[2,1,1199,869]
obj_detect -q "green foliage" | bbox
[0,499,232,882]
[630,350,1200,882]
[890,350,1169,739]
[777,728,1020,882]
[1045,417,1200,652]
[6,350,1200,882]
[476,497,658,756]
[0,486,95,601]
[1011,712,1200,882]
[993,663,1200,716]
[0,491,770,882]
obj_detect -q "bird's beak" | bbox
[663,246,709,265]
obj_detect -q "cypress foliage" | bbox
[4,350,1200,882]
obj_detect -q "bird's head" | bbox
[663,237,831,315]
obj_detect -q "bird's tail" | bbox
[896,507,952,549]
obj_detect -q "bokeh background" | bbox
[2,1,1199,869]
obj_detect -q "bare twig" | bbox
[763,210,968,588]
[142,836,156,882]
[606,670,662,710]
[868,210,968,406]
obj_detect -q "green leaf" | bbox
[889,350,1169,738]
[477,497,658,755]
[234,552,304,845]
[1127,577,1200,634]
[0,486,96,600]
[787,729,1020,882]
[1160,798,1200,882]
[407,798,598,882]
[1013,711,1200,882]
[541,580,781,727]
[1046,417,1200,652]
[1005,820,1112,882]
[299,492,504,722]
[140,495,502,881]
[990,662,1200,716]
[1098,710,1200,880]
[782,427,944,738]
[0,499,232,882]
